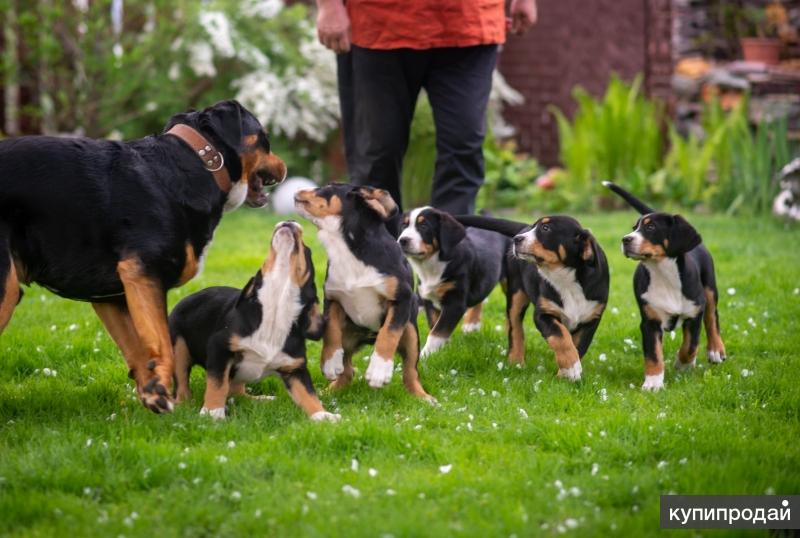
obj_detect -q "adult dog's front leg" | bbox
[115,258,175,413]
[535,312,582,381]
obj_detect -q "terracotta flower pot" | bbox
[740,37,782,65]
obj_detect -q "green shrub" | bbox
[550,73,665,210]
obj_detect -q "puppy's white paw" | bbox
[199,407,226,420]
[674,356,696,371]
[364,353,393,388]
[557,361,582,382]
[310,411,341,422]
[461,322,480,333]
[707,350,724,364]
[641,373,665,391]
[322,348,344,380]
[420,335,447,359]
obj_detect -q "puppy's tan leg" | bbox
[506,289,529,365]
[675,316,701,371]
[364,304,404,388]
[320,300,346,381]
[462,303,482,333]
[399,321,435,402]
[641,319,665,391]
[172,336,193,403]
[117,258,174,413]
[327,331,359,391]
[201,362,232,420]
[0,256,20,334]
[703,287,727,363]
[546,321,582,381]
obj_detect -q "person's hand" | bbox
[509,0,537,35]
[316,0,351,54]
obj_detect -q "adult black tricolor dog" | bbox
[0,100,287,413]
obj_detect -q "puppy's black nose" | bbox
[622,236,634,245]
[513,235,524,245]
[399,237,410,247]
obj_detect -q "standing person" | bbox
[316,0,537,220]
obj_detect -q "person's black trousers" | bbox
[337,44,498,216]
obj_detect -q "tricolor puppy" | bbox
[456,214,608,381]
[398,207,510,357]
[294,183,433,401]
[168,221,339,421]
[604,181,726,391]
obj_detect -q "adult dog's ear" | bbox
[438,212,466,260]
[201,100,244,153]
[575,229,597,266]
[666,214,702,256]
[353,186,398,221]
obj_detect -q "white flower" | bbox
[598,353,607,362]
[227,441,236,449]
[306,491,318,500]
[178,462,187,470]
[341,484,360,498]
[368,468,378,477]
[518,408,529,419]
[85,438,93,447]
[216,455,228,463]
[727,287,736,296]
[564,518,578,529]
[497,361,504,371]
[200,11,236,57]
[351,459,359,472]
[679,458,688,465]
[611,307,619,315]
[386,488,396,496]
[657,460,668,470]
[187,42,216,77]
[243,0,284,19]
[741,369,752,378]
[569,486,581,497]
[591,463,599,476]
[599,388,608,402]
[439,464,452,474]
[230,491,242,501]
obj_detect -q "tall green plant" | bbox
[550,73,665,209]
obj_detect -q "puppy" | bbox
[456,214,608,381]
[294,183,433,401]
[604,181,726,391]
[168,221,339,421]
[398,206,510,357]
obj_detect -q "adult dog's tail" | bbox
[454,215,529,237]
[602,181,655,215]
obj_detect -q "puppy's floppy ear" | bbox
[202,100,244,153]
[666,214,702,256]
[575,229,597,265]
[353,186,398,221]
[437,212,466,260]
[236,270,262,308]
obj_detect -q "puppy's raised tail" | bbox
[454,215,528,237]
[602,181,655,215]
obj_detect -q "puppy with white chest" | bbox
[168,221,339,421]
[398,207,510,357]
[294,183,434,402]
[604,181,727,391]
[456,214,609,381]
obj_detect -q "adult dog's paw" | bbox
[364,352,393,388]
[557,361,582,382]
[322,348,344,380]
[200,407,226,420]
[642,373,665,391]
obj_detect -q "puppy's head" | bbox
[294,183,397,228]
[398,207,466,261]
[512,216,598,268]
[621,213,701,261]
[166,100,287,209]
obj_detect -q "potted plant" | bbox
[737,2,786,65]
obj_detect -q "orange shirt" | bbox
[347,0,506,50]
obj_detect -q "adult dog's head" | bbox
[165,100,287,210]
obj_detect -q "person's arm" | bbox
[509,0,537,35]
[316,0,351,53]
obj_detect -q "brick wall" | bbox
[498,0,672,166]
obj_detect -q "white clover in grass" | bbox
[216,455,228,463]
[450,369,458,376]
[598,353,607,362]
[467,422,473,432]
[192,477,202,485]
[341,484,360,498]
[227,440,236,449]
[657,412,666,419]
[657,460,668,470]
[599,388,608,402]
[727,287,736,296]
[49,324,57,331]
[254,509,263,518]
[518,408,529,419]
[306,491,318,500]
[386,488,396,496]
[611,307,619,315]
[413,424,422,431]
[368,468,378,477]
[85,438,92,447]
[492,422,498,428]
[591,463,599,476]
[564,518,579,529]
[178,462,187,470]
[741,369,752,377]
[497,361,504,371]
[679,457,688,465]
[351,459,359,472]
[230,491,242,501]
[495,324,502,331]
[439,464,453,474]
[600,430,606,437]
[37,346,44,354]
[569,486,581,497]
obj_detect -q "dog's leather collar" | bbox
[166,124,232,193]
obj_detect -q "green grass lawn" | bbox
[1,209,798,537]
